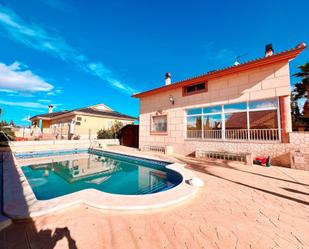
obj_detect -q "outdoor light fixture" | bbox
[169,95,175,105]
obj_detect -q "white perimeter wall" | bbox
[8,139,120,153]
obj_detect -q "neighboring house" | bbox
[133,43,307,162]
[30,104,135,139]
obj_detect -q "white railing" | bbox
[187,130,203,139]
[248,129,279,141]
[203,130,222,140]
[225,129,248,140]
[187,129,280,141]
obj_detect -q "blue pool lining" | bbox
[90,148,172,167]
[14,148,88,159]
[14,148,173,167]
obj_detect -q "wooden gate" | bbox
[120,125,139,148]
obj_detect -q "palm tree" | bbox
[293,62,309,101]
[292,62,309,130]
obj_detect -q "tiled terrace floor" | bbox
[1,148,309,249]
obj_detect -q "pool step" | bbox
[135,182,175,195]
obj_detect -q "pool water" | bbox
[21,150,182,200]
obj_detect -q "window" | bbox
[187,105,223,139]
[76,117,82,121]
[203,115,222,130]
[183,82,207,96]
[224,102,247,113]
[187,108,202,115]
[224,102,248,139]
[203,114,222,139]
[225,113,247,129]
[249,110,278,129]
[151,115,167,133]
[76,121,81,125]
[203,105,222,114]
[186,98,280,141]
[249,99,277,110]
[249,99,279,140]
[249,110,279,140]
[225,112,248,140]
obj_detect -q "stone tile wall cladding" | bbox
[289,132,309,170]
[138,61,309,170]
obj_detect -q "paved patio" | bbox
[1,149,309,249]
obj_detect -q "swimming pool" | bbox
[20,149,183,200]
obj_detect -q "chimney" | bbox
[165,72,171,85]
[265,44,274,57]
[48,104,54,113]
[296,42,307,49]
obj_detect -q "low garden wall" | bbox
[8,139,120,153]
[289,132,309,170]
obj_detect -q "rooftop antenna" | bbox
[234,53,248,66]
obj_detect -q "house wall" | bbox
[73,114,134,139]
[50,115,74,138]
[37,114,133,139]
[138,60,297,166]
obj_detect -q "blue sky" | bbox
[0,0,308,125]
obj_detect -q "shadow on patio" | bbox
[176,156,309,206]
[0,148,78,249]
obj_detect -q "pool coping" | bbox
[3,148,199,219]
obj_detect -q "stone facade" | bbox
[289,132,309,170]
[137,59,309,169]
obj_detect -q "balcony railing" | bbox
[187,129,280,141]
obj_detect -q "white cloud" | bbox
[0,100,62,109]
[87,62,136,94]
[0,100,47,109]
[0,61,53,92]
[21,115,31,122]
[0,5,137,95]
[38,99,52,103]
[0,88,16,93]
[47,88,62,95]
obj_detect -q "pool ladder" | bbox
[90,140,99,150]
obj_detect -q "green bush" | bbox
[97,121,124,139]
[0,121,15,140]
[2,128,15,138]
[97,129,114,139]
[73,135,80,140]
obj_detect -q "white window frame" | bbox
[185,97,280,141]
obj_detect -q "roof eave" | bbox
[74,111,136,120]
[30,116,51,121]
